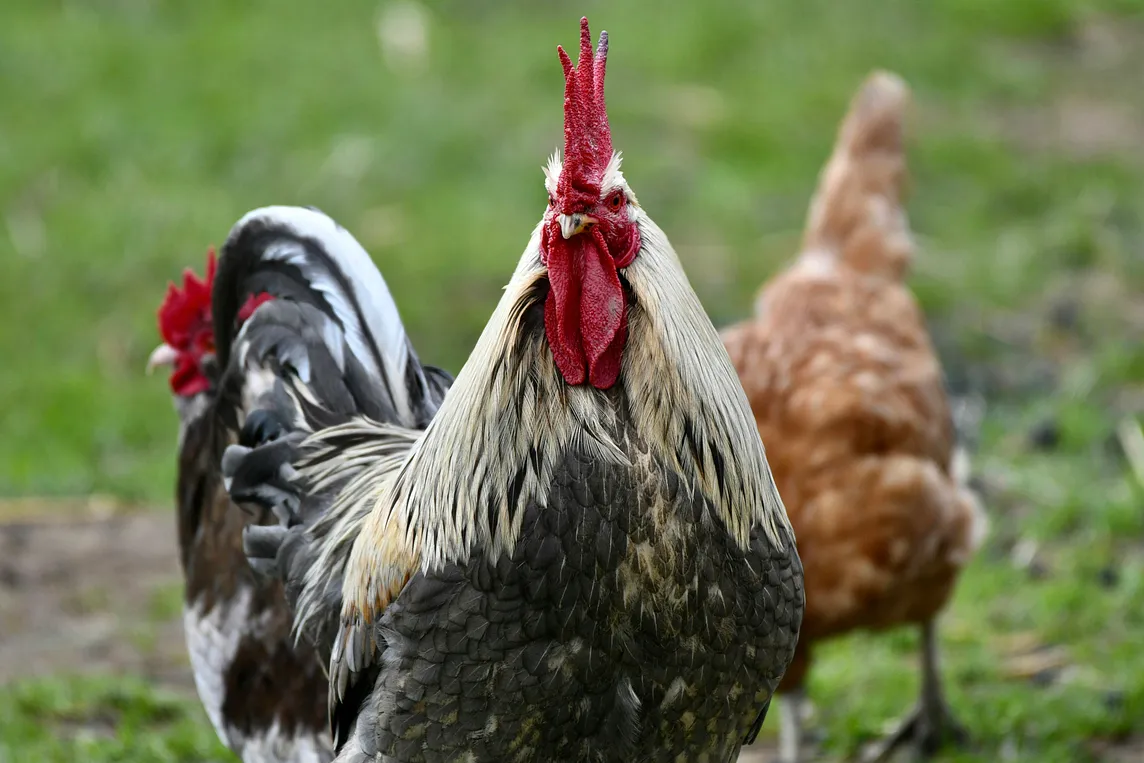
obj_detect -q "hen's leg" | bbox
[776,688,810,763]
[862,620,969,762]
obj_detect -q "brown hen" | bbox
[722,72,987,763]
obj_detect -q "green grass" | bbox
[0,676,230,762]
[1,0,1143,760]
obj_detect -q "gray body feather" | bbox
[334,398,801,763]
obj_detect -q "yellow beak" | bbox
[558,213,598,240]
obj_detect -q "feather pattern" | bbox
[214,205,445,429]
[165,206,451,763]
[337,204,791,630]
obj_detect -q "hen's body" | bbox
[722,73,985,762]
[347,362,801,763]
[726,259,976,657]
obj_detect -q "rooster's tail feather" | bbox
[213,205,446,430]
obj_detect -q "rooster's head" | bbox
[540,17,641,391]
[149,247,272,398]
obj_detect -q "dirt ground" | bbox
[0,499,189,689]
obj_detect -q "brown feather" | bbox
[722,71,985,692]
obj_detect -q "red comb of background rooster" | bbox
[157,247,274,350]
[556,17,611,211]
[158,248,216,350]
[153,247,217,397]
[154,246,274,397]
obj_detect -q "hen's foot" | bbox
[860,699,969,763]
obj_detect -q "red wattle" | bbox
[580,228,626,388]
[542,222,628,390]
[543,225,586,385]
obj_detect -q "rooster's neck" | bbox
[372,237,627,572]
[618,214,794,553]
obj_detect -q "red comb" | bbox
[556,17,611,211]
[158,247,216,349]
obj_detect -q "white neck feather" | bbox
[383,222,629,570]
[622,213,791,549]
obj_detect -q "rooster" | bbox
[222,17,804,763]
[148,207,451,762]
[721,72,987,763]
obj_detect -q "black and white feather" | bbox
[214,205,451,430]
[172,205,451,763]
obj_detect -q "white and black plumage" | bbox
[224,18,804,763]
[149,205,451,763]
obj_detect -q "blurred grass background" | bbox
[1,0,1143,760]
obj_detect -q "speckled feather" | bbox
[310,202,803,760]
[176,395,333,762]
[338,395,801,763]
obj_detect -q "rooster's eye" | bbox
[548,196,556,209]
[609,193,623,209]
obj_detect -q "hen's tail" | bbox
[212,206,450,659]
[800,71,914,279]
